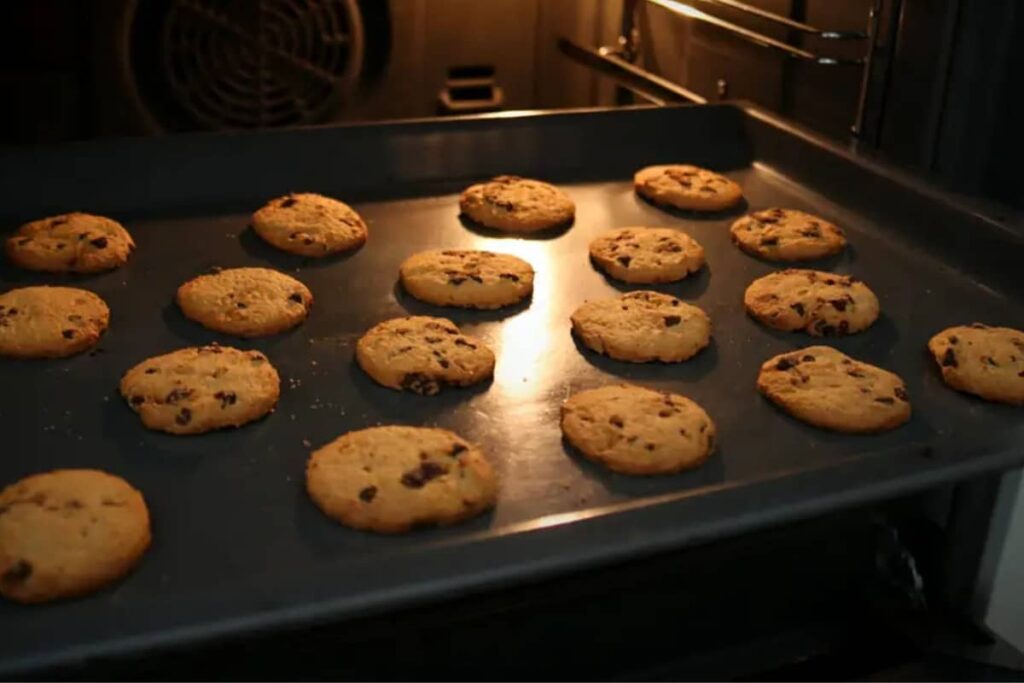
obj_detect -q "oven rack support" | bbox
[565,0,884,138]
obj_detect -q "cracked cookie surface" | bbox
[306,426,497,533]
[0,469,150,603]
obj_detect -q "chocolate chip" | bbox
[450,443,468,457]
[400,461,446,488]
[610,416,624,428]
[468,274,483,284]
[949,336,959,345]
[847,369,866,378]
[288,293,303,303]
[449,276,467,285]
[801,355,816,362]
[425,336,442,344]
[236,301,249,309]
[165,388,193,404]
[776,357,798,371]
[499,273,520,282]
[61,329,75,339]
[645,443,656,451]
[89,237,108,249]
[144,368,158,374]
[401,373,441,395]
[2,560,32,585]
[130,395,145,405]
[175,408,192,425]
[942,348,958,367]
[65,499,83,509]
[454,338,477,349]
[830,298,848,312]
[214,391,237,408]
[281,197,297,208]
[617,256,632,268]
[874,397,895,405]
[790,302,805,316]
[658,409,674,417]
[895,387,909,402]
[67,314,82,322]
[358,486,377,502]
[56,242,65,250]
[760,237,779,246]
[438,358,450,369]
[303,238,314,245]
[664,315,681,327]
[800,226,822,238]
[824,278,836,285]
[16,238,31,246]
[983,356,999,367]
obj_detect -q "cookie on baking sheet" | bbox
[176,267,313,337]
[5,213,134,274]
[0,286,109,359]
[251,192,367,257]
[928,323,1024,405]
[730,208,846,261]
[355,316,494,395]
[0,469,150,603]
[306,426,497,534]
[571,291,711,363]
[757,346,911,433]
[634,165,743,212]
[589,227,705,284]
[459,175,575,232]
[399,249,534,309]
[561,385,716,475]
[744,269,878,336]
[119,344,280,435]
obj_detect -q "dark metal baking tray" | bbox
[1,104,1022,675]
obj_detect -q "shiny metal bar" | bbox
[645,0,865,65]
[690,0,867,39]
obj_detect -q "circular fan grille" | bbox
[137,0,364,130]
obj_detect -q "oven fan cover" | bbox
[124,0,365,131]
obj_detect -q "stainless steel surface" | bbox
[852,0,885,138]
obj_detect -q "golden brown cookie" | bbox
[399,249,534,309]
[634,165,743,211]
[561,384,716,475]
[757,346,911,433]
[730,208,847,261]
[459,176,575,232]
[176,267,313,337]
[251,192,367,257]
[928,324,1024,405]
[355,316,494,395]
[0,286,109,359]
[5,213,134,273]
[306,426,498,533]
[589,227,705,284]
[120,344,280,435]
[744,269,879,336]
[570,291,711,363]
[0,469,150,603]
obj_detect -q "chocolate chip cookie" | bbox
[5,213,135,273]
[571,291,711,363]
[176,267,313,337]
[757,346,911,433]
[928,324,1024,405]
[0,286,109,358]
[730,208,846,261]
[306,426,498,533]
[589,227,705,284]
[459,175,575,232]
[251,192,368,257]
[399,249,534,309]
[120,344,280,434]
[744,269,879,336]
[561,384,716,475]
[0,469,150,603]
[634,164,743,212]
[355,316,495,395]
